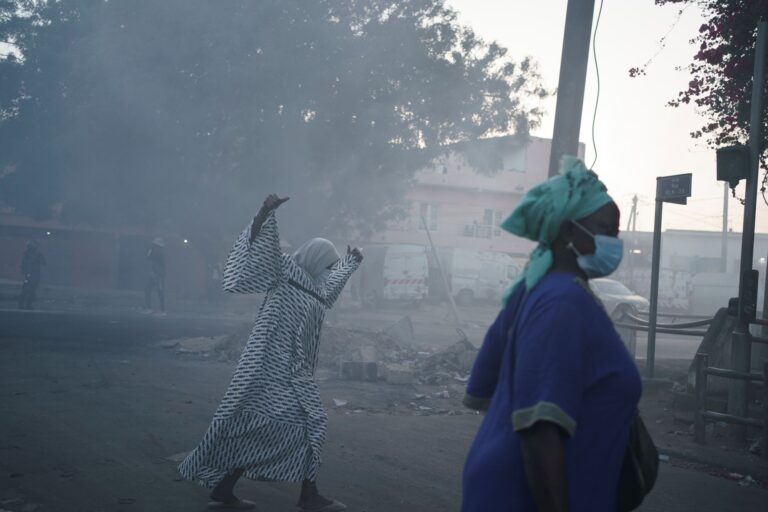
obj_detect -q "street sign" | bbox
[647,172,693,378]
[657,173,692,203]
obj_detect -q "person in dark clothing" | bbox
[18,240,46,310]
[144,237,166,313]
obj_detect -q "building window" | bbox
[494,210,504,236]
[419,203,438,231]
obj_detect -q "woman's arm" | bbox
[520,421,569,512]
[323,247,363,307]
[221,194,288,294]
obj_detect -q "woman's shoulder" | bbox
[532,273,593,301]
[521,273,604,321]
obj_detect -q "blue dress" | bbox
[462,273,642,511]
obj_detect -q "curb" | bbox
[660,447,768,480]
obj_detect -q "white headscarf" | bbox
[292,238,340,283]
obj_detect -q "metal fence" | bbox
[613,309,714,360]
[694,353,768,459]
[615,308,768,458]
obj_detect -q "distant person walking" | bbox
[144,237,166,313]
[461,157,642,511]
[179,194,362,511]
[18,240,46,310]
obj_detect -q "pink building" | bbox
[370,136,585,256]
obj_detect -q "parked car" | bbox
[590,278,649,319]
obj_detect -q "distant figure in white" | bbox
[179,194,362,511]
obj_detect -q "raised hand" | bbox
[251,194,289,242]
[260,194,289,215]
[347,245,364,263]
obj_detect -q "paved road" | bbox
[1,311,766,512]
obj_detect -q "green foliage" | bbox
[638,0,767,197]
[0,0,548,241]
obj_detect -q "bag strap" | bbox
[287,278,329,307]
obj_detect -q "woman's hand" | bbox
[519,421,569,512]
[259,194,289,216]
[347,245,364,263]
[251,194,289,242]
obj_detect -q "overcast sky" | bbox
[446,0,768,235]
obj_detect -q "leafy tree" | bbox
[632,0,768,201]
[0,0,548,244]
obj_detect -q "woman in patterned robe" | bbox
[179,194,362,511]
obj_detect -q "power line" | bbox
[588,0,605,170]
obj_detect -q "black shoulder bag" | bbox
[617,410,659,511]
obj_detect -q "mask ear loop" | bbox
[568,221,592,257]
[571,220,595,238]
[566,241,583,257]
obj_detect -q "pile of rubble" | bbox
[160,316,481,387]
[414,337,477,385]
[322,318,479,386]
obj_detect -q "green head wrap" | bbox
[501,155,613,304]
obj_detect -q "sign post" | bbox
[647,173,692,378]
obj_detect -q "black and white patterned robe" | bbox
[179,212,359,487]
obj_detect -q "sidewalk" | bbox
[638,359,767,486]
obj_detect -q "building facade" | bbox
[369,136,585,256]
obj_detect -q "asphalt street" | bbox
[1,309,766,511]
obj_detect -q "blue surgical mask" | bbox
[569,221,623,278]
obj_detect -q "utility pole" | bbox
[548,0,596,177]
[721,182,729,273]
[421,216,462,329]
[729,18,767,438]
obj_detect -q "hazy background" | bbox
[447,0,768,235]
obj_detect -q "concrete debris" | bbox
[380,316,415,346]
[415,338,477,385]
[159,339,180,349]
[383,363,415,385]
[738,475,757,487]
[340,361,379,381]
[171,322,478,389]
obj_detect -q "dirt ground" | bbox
[1,293,767,511]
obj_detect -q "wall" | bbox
[371,136,584,255]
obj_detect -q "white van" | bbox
[356,244,429,305]
[435,248,521,306]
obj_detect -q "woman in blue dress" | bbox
[462,156,642,512]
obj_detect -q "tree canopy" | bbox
[0,0,548,243]
[634,0,768,200]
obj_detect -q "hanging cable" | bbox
[589,0,605,170]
